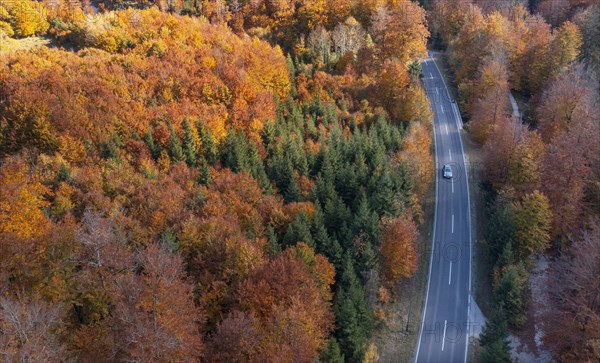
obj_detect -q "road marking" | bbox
[430,72,433,78]
[449,149,452,161]
[436,88,439,95]
[452,182,454,193]
[445,124,449,135]
[449,262,453,285]
[442,320,448,351]
[452,214,454,233]
[441,105,444,114]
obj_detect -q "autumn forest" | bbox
[0,0,598,362]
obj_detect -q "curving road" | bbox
[414,54,473,363]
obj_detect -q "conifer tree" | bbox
[182,119,197,166]
[266,224,281,257]
[479,310,511,363]
[334,253,374,362]
[494,266,525,329]
[197,122,218,164]
[167,123,184,163]
[283,212,314,248]
[352,192,379,244]
[197,156,212,185]
[318,338,344,363]
[144,128,159,160]
[220,130,248,172]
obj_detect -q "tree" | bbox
[334,254,373,362]
[512,190,552,257]
[206,310,263,362]
[517,15,553,94]
[144,128,160,160]
[167,123,184,163]
[551,21,583,73]
[319,338,344,363]
[198,122,218,164]
[107,244,203,361]
[0,156,51,239]
[536,64,599,142]
[536,0,570,26]
[0,296,67,362]
[507,130,544,196]
[379,214,418,288]
[351,193,379,245]
[396,122,433,198]
[541,105,599,239]
[331,17,366,58]
[371,2,429,65]
[483,117,516,189]
[467,57,511,143]
[0,103,59,157]
[4,0,49,37]
[307,26,333,66]
[182,118,198,166]
[485,189,516,264]
[573,5,600,78]
[493,264,526,329]
[544,220,600,361]
[283,212,314,248]
[480,336,512,363]
[236,244,335,362]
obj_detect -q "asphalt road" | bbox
[414,55,473,363]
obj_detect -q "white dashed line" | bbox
[442,320,448,351]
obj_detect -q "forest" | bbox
[1,0,598,361]
[0,0,432,361]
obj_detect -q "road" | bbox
[414,54,473,363]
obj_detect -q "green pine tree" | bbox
[494,265,526,329]
[197,122,218,164]
[318,338,344,363]
[167,123,184,163]
[369,170,398,217]
[220,129,249,172]
[144,128,159,160]
[283,212,314,248]
[351,192,379,244]
[197,156,212,185]
[266,224,281,257]
[182,118,197,166]
[334,253,373,362]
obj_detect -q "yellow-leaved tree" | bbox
[0,157,50,239]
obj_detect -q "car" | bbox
[443,164,453,179]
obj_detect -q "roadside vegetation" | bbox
[429,1,600,361]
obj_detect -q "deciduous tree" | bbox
[379,213,418,288]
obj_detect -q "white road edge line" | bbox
[414,55,441,363]
[449,149,452,161]
[442,320,448,351]
[430,54,473,363]
[449,261,452,285]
